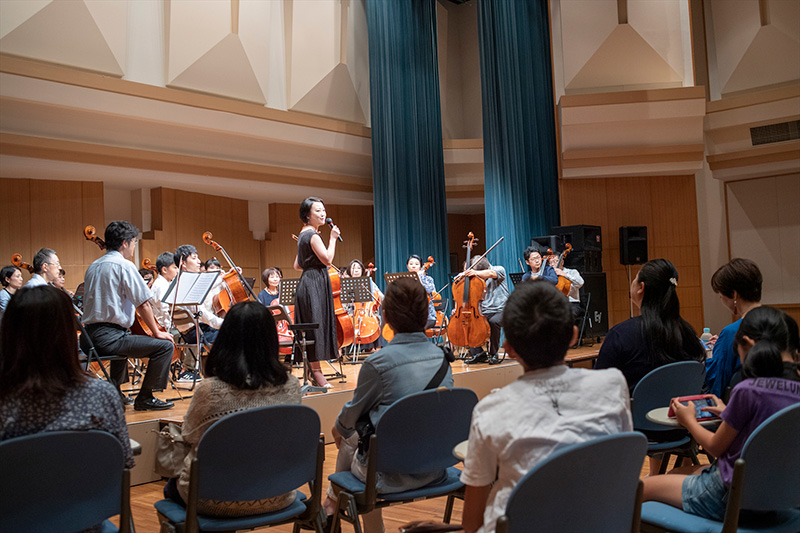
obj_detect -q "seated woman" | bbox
[0,285,133,468]
[164,300,302,517]
[344,259,384,353]
[0,265,24,323]
[595,258,705,393]
[643,306,800,521]
[322,277,453,530]
[257,267,282,307]
[704,258,762,397]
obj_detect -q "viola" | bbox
[202,231,254,318]
[83,225,179,363]
[11,253,34,274]
[553,244,573,297]
[448,232,491,349]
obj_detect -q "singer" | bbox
[293,197,340,388]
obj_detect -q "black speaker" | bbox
[619,226,648,265]
[579,273,609,338]
[551,225,603,272]
[531,235,559,254]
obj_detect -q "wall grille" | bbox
[750,120,800,146]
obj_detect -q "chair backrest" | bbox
[374,387,478,474]
[631,361,705,431]
[738,403,800,511]
[195,404,321,501]
[0,430,127,533]
[499,432,647,533]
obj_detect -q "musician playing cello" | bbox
[547,253,584,319]
[81,221,174,411]
[464,256,509,365]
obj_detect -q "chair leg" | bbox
[333,492,361,533]
[443,494,455,523]
[657,453,671,475]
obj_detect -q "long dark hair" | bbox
[637,259,705,367]
[204,301,289,389]
[735,306,797,379]
[0,285,85,399]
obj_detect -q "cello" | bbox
[553,244,573,297]
[11,253,34,274]
[448,233,491,349]
[353,262,381,345]
[201,231,255,318]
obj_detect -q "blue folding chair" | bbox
[328,387,478,533]
[632,360,706,473]
[641,403,800,533]
[495,432,648,533]
[154,404,325,533]
[0,430,132,533]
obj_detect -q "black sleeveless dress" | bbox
[294,230,338,361]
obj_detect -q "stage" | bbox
[123,345,600,485]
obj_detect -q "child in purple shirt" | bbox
[642,306,800,520]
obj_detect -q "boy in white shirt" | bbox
[460,281,632,533]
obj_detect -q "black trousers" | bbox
[84,323,173,395]
[469,311,503,356]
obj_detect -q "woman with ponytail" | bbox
[595,258,705,392]
[643,306,800,520]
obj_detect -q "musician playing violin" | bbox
[521,246,557,285]
[463,256,509,365]
[294,197,340,389]
[81,221,174,411]
[406,254,437,329]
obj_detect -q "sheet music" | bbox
[162,271,220,306]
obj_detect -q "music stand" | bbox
[383,271,421,287]
[340,276,376,364]
[162,271,220,396]
[278,278,337,393]
[509,272,524,287]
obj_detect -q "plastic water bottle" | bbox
[700,328,713,358]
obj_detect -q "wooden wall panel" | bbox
[447,214,486,274]
[559,175,704,333]
[0,178,105,292]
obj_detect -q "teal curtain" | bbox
[477,0,560,274]
[366,0,449,291]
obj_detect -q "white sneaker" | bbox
[175,369,202,383]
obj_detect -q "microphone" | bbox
[326,218,343,242]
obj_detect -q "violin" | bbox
[553,244,573,296]
[82,225,180,362]
[11,253,34,274]
[202,231,254,318]
[448,232,491,349]
[353,261,381,345]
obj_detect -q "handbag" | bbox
[154,422,190,478]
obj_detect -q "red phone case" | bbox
[667,394,715,417]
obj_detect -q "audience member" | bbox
[704,258,762,397]
[643,306,800,520]
[0,285,134,469]
[25,247,60,287]
[162,301,301,517]
[595,258,705,392]
[0,265,24,322]
[322,277,454,531]
[460,281,632,533]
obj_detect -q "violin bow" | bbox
[454,236,505,281]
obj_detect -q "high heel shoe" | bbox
[310,370,334,389]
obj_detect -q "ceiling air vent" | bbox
[750,120,800,146]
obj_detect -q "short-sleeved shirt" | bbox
[481,265,508,315]
[717,377,800,485]
[0,378,134,468]
[24,273,48,287]
[460,365,632,533]
[150,275,172,326]
[82,250,152,328]
[704,319,742,398]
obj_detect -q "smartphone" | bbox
[667,395,719,420]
